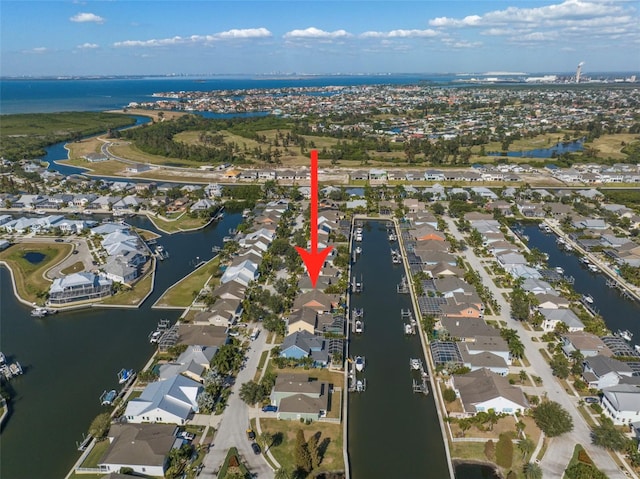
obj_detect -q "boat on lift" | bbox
[354,320,363,333]
[617,329,633,342]
[117,368,135,384]
[410,358,421,370]
[100,389,117,406]
[582,294,594,304]
[355,246,362,255]
[355,356,365,372]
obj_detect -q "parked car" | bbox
[54,238,64,243]
[584,397,599,404]
[262,405,278,413]
[179,431,195,441]
[251,442,261,455]
[246,429,256,441]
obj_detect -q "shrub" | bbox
[484,440,495,461]
[565,462,607,479]
[442,388,457,403]
[577,448,593,465]
[495,433,513,469]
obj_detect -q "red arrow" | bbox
[296,150,333,287]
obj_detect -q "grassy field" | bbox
[57,157,126,176]
[145,212,210,234]
[0,243,72,304]
[260,419,344,473]
[61,261,85,275]
[99,269,154,306]
[66,137,105,159]
[591,133,640,160]
[109,141,203,168]
[155,256,221,308]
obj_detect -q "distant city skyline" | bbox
[1,0,639,77]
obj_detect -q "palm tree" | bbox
[258,431,272,452]
[523,462,543,479]
[518,437,535,460]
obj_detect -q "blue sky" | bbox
[1,0,639,76]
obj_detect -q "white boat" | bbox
[35,209,46,215]
[388,233,397,241]
[410,358,421,370]
[356,227,363,234]
[404,323,413,335]
[617,329,633,342]
[117,368,135,384]
[557,237,566,245]
[355,246,362,254]
[355,320,363,333]
[355,356,365,372]
[100,389,117,406]
[582,294,594,304]
[588,264,599,272]
[554,267,564,274]
[355,379,365,392]
[634,344,640,354]
[9,362,22,376]
[355,234,363,242]
[149,330,163,343]
[82,209,93,215]
[31,307,50,318]
[0,352,6,366]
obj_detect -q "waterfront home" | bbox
[448,368,529,417]
[292,290,340,313]
[601,384,640,425]
[582,355,635,389]
[220,259,258,287]
[286,307,318,335]
[177,324,229,348]
[424,262,465,278]
[102,257,138,284]
[535,293,570,310]
[440,302,483,320]
[124,374,202,425]
[297,275,333,293]
[539,308,585,332]
[205,183,223,198]
[407,211,439,229]
[411,225,446,242]
[561,332,613,358]
[210,281,246,301]
[460,336,511,370]
[158,345,218,382]
[434,277,476,297]
[496,252,528,268]
[269,374,329,421]
[521,278,557,296]
[572,217,608,230]
[48,272,113,305]
[439,317,501,342]
[190,198,217,211]
[279,331,329,367]
[97,423,177,477]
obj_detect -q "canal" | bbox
[0,213,242,479]
[347,221,450,479]
[522,223,640,344]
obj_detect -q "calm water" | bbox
[488,139,584,159]
[0,213,242,479]
[23,252,45,264]
[522,224,640,342]
[0,75,457,115]
[348,221,450,479]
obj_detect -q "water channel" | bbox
[521,223,640,343]
[488,139,584,158]
[347,221,450,479]
[0,212,242,479]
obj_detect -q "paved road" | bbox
[200,325,274,479]
[443,216,625,479]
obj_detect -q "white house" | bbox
[539,308,585,332]
[124,374,202,425]
[449,368,529,417]
[582,355,635,390]
[601,384,640,425]
[220,259,258,286]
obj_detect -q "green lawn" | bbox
[155,256,221,308]
[79,439,110,468]
[145,212,210,234]
[61,261,85,275]
[0,242,72,304]
[99,269,154,306]
[260,419,344,473]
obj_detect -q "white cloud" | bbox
[217,28,272,39]
[114,28,273,48]
[283,27,352,39]
[70,12,105,24]
[23,47,49,54]
[361,29,439,39]
[77,42,99,49]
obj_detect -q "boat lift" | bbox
[351,275,364,293]
[397,275,410,294]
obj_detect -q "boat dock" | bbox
[410,358,429,395]
[352,308,364,334]
[397,275,410,294]
[391,248,401,264]
[154,245,169,260]
[347,356,367,393]
[148,318,171,343]
[580,295,599,316]
[351,275,364,293]
[0,352,23,381]
[402,309,417,335]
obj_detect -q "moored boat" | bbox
[355,356,365,372]
[410,358,421,370]
[617,329,633,342]
[117,368,135,384]
[100,389,117,406]
[355,320,363,333]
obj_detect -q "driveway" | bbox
[443,216,624,479]
[200,325,274,479]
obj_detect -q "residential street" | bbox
[443,216,625,479]
[200,326,275,479]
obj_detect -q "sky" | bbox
[1,0,639,77]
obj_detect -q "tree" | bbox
[517,437,535,460]
[88,412,111,439]
[519,369,529,384]
[533,401,574,437]
[523,462,543,479]
[258,431,272,452]
[239,381,265,406]
[484,439,495,460]
[550,352,570,379]
[591,419,628,451]
[307,433,321,469]
[495,432,513,468]
[294,429,312,473]
[274,468,292,479]
[442,388,457,403]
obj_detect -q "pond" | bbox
[23,251,46,264]
[488,139,584,159]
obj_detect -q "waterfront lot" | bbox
[145,212,211,234]
[154,256,221,308]
[99,268,154,306]
[259,418,344,473]
[0,242,72,304]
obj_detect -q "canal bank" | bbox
[0,213,242,479]
[346,220,450,479]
